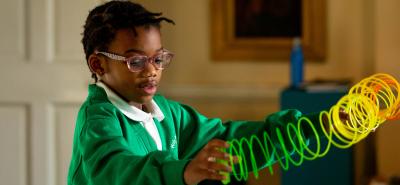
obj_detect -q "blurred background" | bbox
[0,0,399,185]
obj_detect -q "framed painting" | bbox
[210,0,326,61]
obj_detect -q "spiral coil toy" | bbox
[223,73,400,184]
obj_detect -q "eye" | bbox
[154,56,164,65]
[155,54,172,64]
[127,57,145,67]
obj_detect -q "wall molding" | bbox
[159,85,283,101]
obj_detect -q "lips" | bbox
[138,80,157,95]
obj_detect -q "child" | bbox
[68,1,322,185]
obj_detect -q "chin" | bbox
[137,95,154,104]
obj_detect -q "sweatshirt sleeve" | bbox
[165,100,323,170]
[78,116,189,185]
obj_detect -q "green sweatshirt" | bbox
[68,84,321,185]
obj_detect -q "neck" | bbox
[129,101,144,111]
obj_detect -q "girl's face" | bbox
[99,26,163,105]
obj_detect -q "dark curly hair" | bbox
[82,0,174,82]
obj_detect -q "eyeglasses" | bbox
[95,50,174,72]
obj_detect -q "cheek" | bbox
[119,73,140,85]
[157,71,163,78]
[108,64,134,83]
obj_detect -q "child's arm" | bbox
[167,101,323,173]
[153,96,326,183]
[173,103,317,159]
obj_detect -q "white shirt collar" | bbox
[96,82,164,122]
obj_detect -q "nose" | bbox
[140,60,157,77]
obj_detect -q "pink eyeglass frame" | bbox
[94,50,174,72]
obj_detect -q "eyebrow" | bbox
[124,47,164,55]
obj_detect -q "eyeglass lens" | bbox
[127,53,172,72]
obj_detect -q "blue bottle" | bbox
[290,37,304,88]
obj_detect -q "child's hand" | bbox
[322,109,350,131]
[183,139,238,185]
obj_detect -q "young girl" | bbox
[68,1,322,185]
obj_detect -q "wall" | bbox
[374,0,400,180]
[137,0,373,119]
[0,0,97,185]
[0,0,398,184]
[138,0,400,183]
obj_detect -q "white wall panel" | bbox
[52,0,99,62]
[0,104,28,185]
[54,104,80,185]
[0,0,26,61]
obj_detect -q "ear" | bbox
[88,54,106,76]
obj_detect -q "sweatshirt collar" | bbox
[96,82,164,122]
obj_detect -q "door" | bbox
[0,0,99,185]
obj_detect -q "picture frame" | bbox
[210,0,326,61]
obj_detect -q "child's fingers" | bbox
[208,145,241,165]
[339,110,349,121]
[202,170,227,181]
[206,161,232,173]
[209,148,230,161]
[231,155,240,164]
